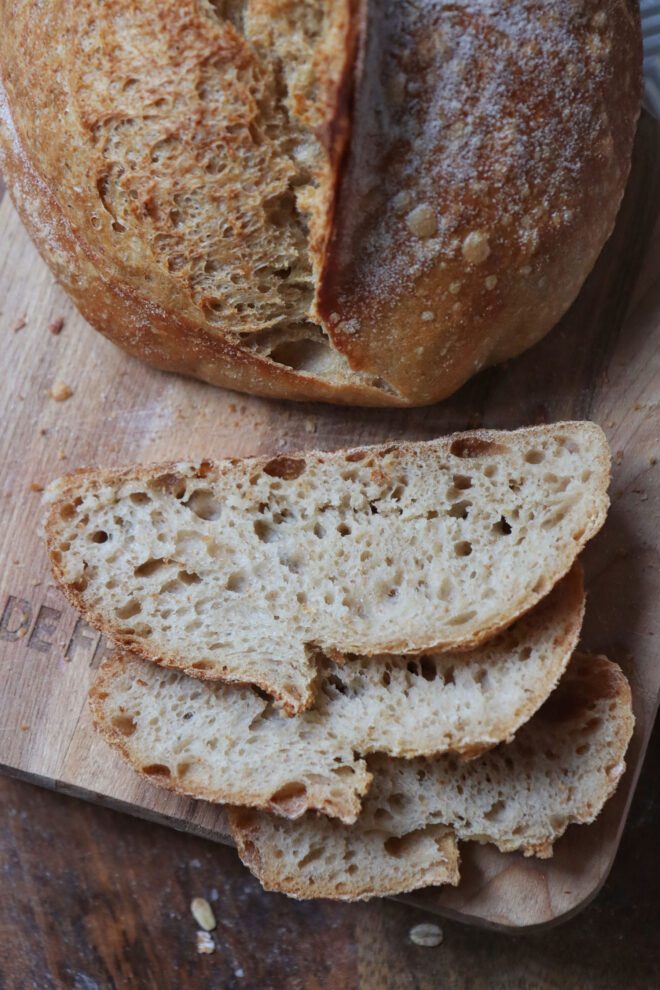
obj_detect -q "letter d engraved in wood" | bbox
[0,596,32,641]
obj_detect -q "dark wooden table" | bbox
[1,721,657,990]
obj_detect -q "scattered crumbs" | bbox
[57,449,67,460]
[650,456,657,466]
[50,382,73,402]
[29,482,44,493]
[485,275,498,290]
[421,310,434,321]
[196,931,215,955]
[606,420,616,428]
[234,968,244,979]
[11,316,27,333]
[615,449,624,463]
[191,897,216,932]
[20,724,30,732]
[632,402,642,411]
[39,428,49,436]
[16,628,27,639]
[449,281,461,295]
[48,317,65,336]
[409,923,444,947]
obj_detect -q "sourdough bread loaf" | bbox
[229,654,634,899]
[0,0,640,405]
[46,424,609,712]
[88,566,584,823]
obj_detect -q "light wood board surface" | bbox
[1,113,659,931]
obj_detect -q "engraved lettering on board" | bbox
[0,592,112,667]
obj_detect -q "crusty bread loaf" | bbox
[46,424,609,712]
[0,0,640,405]
[89,566,584,823]
[229,654,634,899]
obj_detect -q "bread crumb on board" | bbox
[48,316,65,335]
[29,482,44,493]
[196,931,215,955]
[11,316,27,333]
[409,923,444,947]
[50,382,73,401]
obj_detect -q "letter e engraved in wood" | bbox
[28,605,63,653]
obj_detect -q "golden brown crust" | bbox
[0,0,641,406]
[318,0,642,402]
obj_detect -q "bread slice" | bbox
[89,567,584,822]
[227,819,459,902]
[46,423,609,712]
[229,654,633,900]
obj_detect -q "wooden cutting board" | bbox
[1,111,659,932]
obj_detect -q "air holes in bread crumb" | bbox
[116,600,141,620]
[452,474,472,491]
[151,473,186,499]
[226,570,246,592]
[186,489,222,520]
[419,657,437,682]
[142,764,171,777]
[484,799,506,821]
[297,846,324,869]
[492,515,512,535]
[179,570,201,585]
[525,449,544,464]
[129,491,150,505]
[111,715,136,736]
[448,500,470,519]
[326,673,347,695]
[454,540,473,557]
[337,523,351,536]
[263,456,306,480]
[134,557,166,577]
[450,436,506,458]
[269,782,308,816]
[254,519,278,542]
[448,610,477,626]
[90,530,108,543]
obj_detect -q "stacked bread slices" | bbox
[44,422,634,901]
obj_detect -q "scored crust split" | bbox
[228,654,634,900]
[0,0,641,405]
[45,424,609,713]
